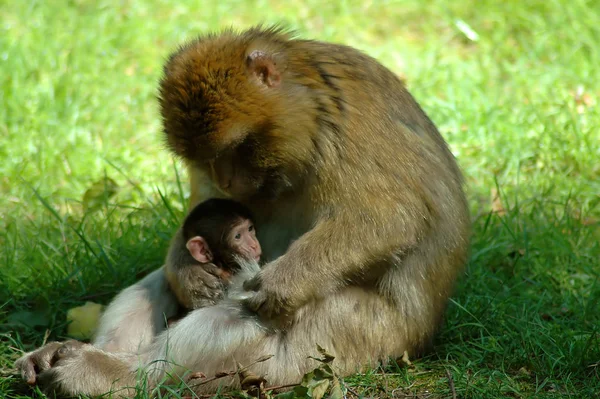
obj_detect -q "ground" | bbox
[0,1,598,398]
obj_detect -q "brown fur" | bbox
[15,25,470,396]
[160,25,469,328]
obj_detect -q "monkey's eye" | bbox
[235,233,242,240]
[248,224,254,232]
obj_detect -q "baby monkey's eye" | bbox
[235,233,241,240]
[248,224,254,232]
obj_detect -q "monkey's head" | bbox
[158,26,318,200]
[182,198,262,270]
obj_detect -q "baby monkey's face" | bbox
[228,219,262,262]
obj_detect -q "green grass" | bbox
[1,0,599,398]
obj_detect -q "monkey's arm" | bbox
[245,195,431,320]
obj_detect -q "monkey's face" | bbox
[206,148,264,199]
[159,34,316,201]
[227,218,262,262]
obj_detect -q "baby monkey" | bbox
[165,198,262,312]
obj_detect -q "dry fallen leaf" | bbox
[518,367,531,376]
[491,188,506,216]
[187,371,206,380]
[571,85,596,114]
[401,350,412,367]
[237,362,268,398]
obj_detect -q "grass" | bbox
[1,0,598,398]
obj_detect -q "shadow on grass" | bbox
[1,188,598,398]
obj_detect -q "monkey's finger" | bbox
[36,354,54,372]
[242,292,267,314]
[36,342,64,371]
[38,368,62,395]
[197,274,223,291]
[202,263,226,277]
[243,276,261,291]
[17,358,37,385]
[200,287,221,300]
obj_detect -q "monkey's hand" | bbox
[190,264,230,305]
[169,263,229,309]
[242,259,301,325]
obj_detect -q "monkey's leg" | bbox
[143,287,406,394]
[21,304,265,397]
[24,288,407,397]
[93,267,180,353]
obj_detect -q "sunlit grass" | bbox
[1,0,598,398]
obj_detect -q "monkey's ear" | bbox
[186,236,212,263]
[247,50,281,88]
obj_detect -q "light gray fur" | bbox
[133,258,272,387]
[92,268,180,354]
[95,256,261,355]
[18,257,411,395]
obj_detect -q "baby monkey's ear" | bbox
[186,236,213,264]
[247,50,281,88]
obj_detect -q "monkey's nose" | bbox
[253,245,262,260]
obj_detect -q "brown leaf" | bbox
[241,374,267,390]
[581,217,598,226]
[491,188,506,216]
[571,85,596,114]
[508,248,526,259]
[328,377,344,399]
[308,379,330,399]
[316,344,336,363]
[401,350,412,367]
[518,367,531,376]
[187,371,206,380]
[238,362,268,398]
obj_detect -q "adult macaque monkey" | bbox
[15,26,470,396]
